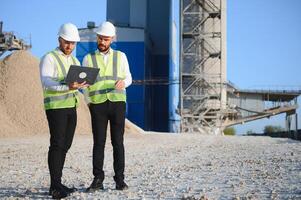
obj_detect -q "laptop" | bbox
[65,65,99,85]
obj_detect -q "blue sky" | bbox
[1,0,301,134]
[0,0,107,57]
[228,0,301,133]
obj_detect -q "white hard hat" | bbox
[58,23,80,42]
[95,21,116,37]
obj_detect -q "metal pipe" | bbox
[0,21,3,34]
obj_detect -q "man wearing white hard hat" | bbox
[82,21,132,191]
[39,23,87,199]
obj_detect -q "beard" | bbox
[63,48,72,55]
[60,47,72,55]
[98,44,110,53]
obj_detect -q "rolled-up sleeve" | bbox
[120,52,132,88]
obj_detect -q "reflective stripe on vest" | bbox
[89,88,126,96]
[44,92,78,104]
[90,51,124,82]
[87,50,126,103]
[50,52,67,77]
[43,51,79,110]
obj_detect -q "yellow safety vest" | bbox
[86,50,126,104]
[43,50,80,110]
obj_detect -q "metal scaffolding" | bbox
[179,0,300,137]
[180,0,226,134]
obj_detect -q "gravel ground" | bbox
[0,133,300,200]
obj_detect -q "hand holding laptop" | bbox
[69,81,89,90]
[115,80,125,90]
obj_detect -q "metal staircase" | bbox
[180,0,226,134]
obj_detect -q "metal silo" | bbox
[77,0,227,134]
[106,0,181,132]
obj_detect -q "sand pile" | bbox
[0,50,142,137]
[0,51,49,137]
[125,119,145,135]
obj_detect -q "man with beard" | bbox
[82,21,132,192]
[40,23,87,199]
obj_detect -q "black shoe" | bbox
[86,178,104,192]
[61,184,77,194]
[49,184,77,195]
[49,187,68,199]
[116,181,128,190]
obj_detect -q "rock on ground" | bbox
[0,133,300,199]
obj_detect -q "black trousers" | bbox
[89,100,126,183]
[46,107,77,187]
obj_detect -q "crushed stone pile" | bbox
[0,51,48,137]
[0,50,143,137]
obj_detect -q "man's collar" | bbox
[55,47,63,54]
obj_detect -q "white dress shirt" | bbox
[40,48,78,92]
[82,48,132,88]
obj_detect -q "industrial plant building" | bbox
[76,0,301,136]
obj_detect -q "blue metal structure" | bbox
[76,0,180,132]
